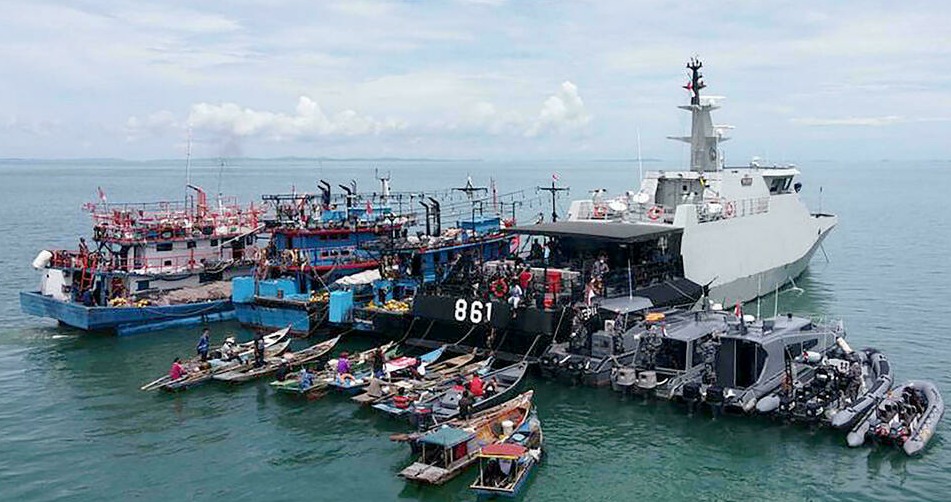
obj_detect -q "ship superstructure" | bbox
[565,58,837,305]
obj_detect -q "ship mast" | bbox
[667,57,728,173]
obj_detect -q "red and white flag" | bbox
[733,302,742,318]
[552,173,559,182]
[97,186,107,203]
[365,200,373,216]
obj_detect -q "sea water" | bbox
[0,158,948,501]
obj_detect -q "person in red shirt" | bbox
[518,266,532,290]
[169,357,187,380]
[468,374,484,397]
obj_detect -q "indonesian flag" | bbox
[733,302,742,318]
[97,186,107,203]
[552,173,559,182]
[365,200,373,216]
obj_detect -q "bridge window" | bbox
[156,242,173,252]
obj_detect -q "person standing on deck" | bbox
[253,333,266,368]
[459,390,473,419]
[371,347,386,378]
[196,328,211,362]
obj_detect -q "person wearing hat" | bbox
[219,335,239,361]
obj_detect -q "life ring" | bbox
[593,205,607,219]
[490,278,509,298]
[647,206,664,221]
[724,202,736,218]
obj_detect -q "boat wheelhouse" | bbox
[701,313,844,414]
[233,179,413,335]
[20,185,262,334]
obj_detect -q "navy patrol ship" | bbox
[563,58,837,305]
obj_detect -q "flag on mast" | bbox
[365,199,373,216]
[97,186,107,203]
[552,173,559,182]
[733,302,742,319]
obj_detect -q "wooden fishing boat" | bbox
[396,390,534,485]
[141,327,292,391]
[213,336,341,383]
[408,361,529,429]
[269,342,397,396]
[469,409,543,498]
[368,357,495,414]
[327,345,446,395]
[351,352,478,405]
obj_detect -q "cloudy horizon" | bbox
[2,1,949,162]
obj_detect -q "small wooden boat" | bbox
[469,408,543,499]
[141,326,292,391]
[269,342,397,396]
[408,361,529,429]
[327,345,446,395]
[351,352,480,405]
[396,390,534,485]
[369,357,494,414]
[847,380,944,455]
[213,336,340,384]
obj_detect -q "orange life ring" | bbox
[724,202,736,218]
[593,205,607,219]
[490,278,509,298]
[647,206,664,221]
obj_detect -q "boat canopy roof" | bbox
[419,426,474,447]
[479,443,527,459]
[598,296,653,314]
[505,221,681,243]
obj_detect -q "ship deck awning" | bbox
[504,221,681,243]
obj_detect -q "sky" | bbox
[1,0,949,162]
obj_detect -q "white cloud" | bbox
[185,96,407,140]
[526,81,591,137]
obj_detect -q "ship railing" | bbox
[692,196,770,223]
[264,245,373,268]
[48,248,245,275]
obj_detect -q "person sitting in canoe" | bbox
[299,367,314,391]
[275,361,291,382]
[219,336,239,361]
[336,352,356,384]
[468,374,485,398]
[393,387,413,409]
[483,377,498,398]
[169,358,187,381]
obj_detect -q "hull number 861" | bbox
[453,299,493,324]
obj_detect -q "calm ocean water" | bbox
[0,158,948,501]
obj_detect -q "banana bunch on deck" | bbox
[309,291,330,304]
[368,299,412,313]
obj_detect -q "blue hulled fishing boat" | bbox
[21,185,263,335]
